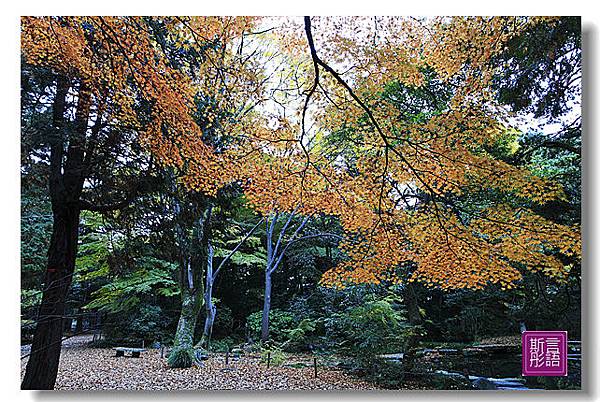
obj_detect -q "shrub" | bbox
[282,318,319,351]
[246,309,295,342]
[260,346,287,367]
[103,304,172,345]
[324,297,411,364]
[212,304,234,338]
[210,338,236,353]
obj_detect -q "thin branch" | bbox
[214,217,265,277]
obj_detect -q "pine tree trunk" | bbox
[22,76,88,390]
[21,204,81,389]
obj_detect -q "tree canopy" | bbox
[20,15,581,390]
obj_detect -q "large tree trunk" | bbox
[22,77,92,390]
[22,204,81,389]
[260,269,273,342]
[168,204,211,368]
[170,279,204,361]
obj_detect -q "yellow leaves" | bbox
[321,195,580,291]
[23,16,580,293]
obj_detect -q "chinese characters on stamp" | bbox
[522,331,567,376]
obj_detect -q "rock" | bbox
[194,348,209,362]
[435,348,459,355]
[475,344,520,354]
[462,347,488,357]
[472,378,498,390]
[378,353,404,361]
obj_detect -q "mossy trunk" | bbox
[169,289,204,368]
[168,202,211,368]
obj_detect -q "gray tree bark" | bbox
[198,218,264,349]
[260,210,311,342]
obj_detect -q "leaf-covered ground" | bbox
[20,340,379,390]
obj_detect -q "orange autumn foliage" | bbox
[22,16,581,292]
[21,16,259,195]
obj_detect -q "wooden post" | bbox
[226,349,229,366]
[160,346,164,359]
[314,357,317,378]
[267,351,271,368]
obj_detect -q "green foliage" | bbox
[260,346,287,367]
[485,128,520,159]
[214,246,267,266]
[84,257,179,313]
[285,318,317,344]
[380,67,453,124]
[246,309,295,342]
[129,306,169,341]
[20,163,53,301]
[211,304,235,338]
[103,304,173,345]
[283,286,415,364]
[493,17,581,120]
[325,296,410,361]
[209,338,236,353]
[21,289,42,310]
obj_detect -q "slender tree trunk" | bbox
[199,245,216,349]
[260,268,273,342]
[259,211,308,342]
[200,282,216,348]
[199,218,264,348]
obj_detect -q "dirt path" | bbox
[21,334,95,357]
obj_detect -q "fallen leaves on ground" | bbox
[21,344,380,390]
